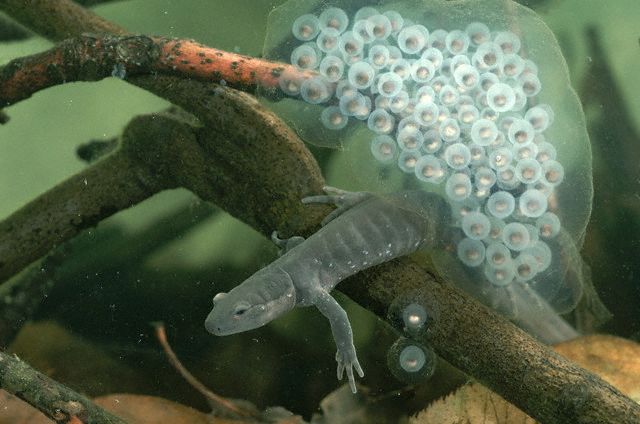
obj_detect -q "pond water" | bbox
[0,0,638,422]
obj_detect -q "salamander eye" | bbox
[233,302,251,317]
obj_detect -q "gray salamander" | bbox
[205,187,450,392]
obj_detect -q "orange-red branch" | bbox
[156,38,300,91]
[0,34,313,107]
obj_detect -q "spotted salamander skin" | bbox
[206,189,450,393]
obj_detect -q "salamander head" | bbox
[205,266,296,336]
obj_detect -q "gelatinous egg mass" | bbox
[277,5,563,288]
[263,0,592,325]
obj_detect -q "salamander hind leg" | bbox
[302,186,372,226]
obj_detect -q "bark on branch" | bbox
[0,351,126,423]
[0,148,158,282]
[1,1,639,423]
[0,0,127,41]
[0,33,310,107]
[0,82,328,282]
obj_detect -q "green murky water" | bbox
[1,0,638,421]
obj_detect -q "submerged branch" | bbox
[0,147,161,282]
[0,15,30,41]
[0,33,310,107]
[0,78,328,283]
[0,0,126,41]
[0,0,311,108]
[0,350,126,423]
[342,260,640,424]
[0,2,638,424]
[0,249,65,348]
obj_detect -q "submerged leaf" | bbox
[410,383,536,424]
[410,335,640,424]
[554,335,640,403]
[93,394,217,424]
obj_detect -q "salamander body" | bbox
[205,188,449,392]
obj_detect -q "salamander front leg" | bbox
[302,186,372,226]
[312,290,364,393]
[271,231,305,255]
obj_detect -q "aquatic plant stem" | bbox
[1,3,639,424]
[0,350,126,423]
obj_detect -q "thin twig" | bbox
[0,350,126,424]
[152,322,255,418]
